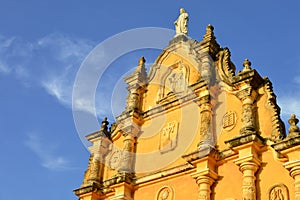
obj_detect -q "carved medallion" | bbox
[268,184,289,200]
[156,186,174,200]
[159,121,178,153]
[108,149,122,170]
[222,111,237,131]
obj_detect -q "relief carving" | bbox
[240,99,256,135]
[198,99,214,147]
[167,65,186,93]
[87,154,101,183]
[199,194,208,200]
[107,149,122,170]
[127,92,140,110]
[223,111,237,131]
[159,121,178,153]
[200,111,211,136]
[268,184,289,200]
[158,62,189,102]
[242,104,254,128]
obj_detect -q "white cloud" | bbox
[42,75,71,106]
[24,132,73,171]
[0,33,103,115]
[278,97,300,117]
[0,60,10,74]
[277,74,300,123]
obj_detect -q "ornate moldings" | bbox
[263,78,286,141]
[268,184,289,200]
[159,121,179,153]
[223,111,237,131]
[156,186,174,200]
[216,47,236,85]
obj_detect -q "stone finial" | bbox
[203,24,215,41]
[138,56,146,66]
[287,114,300,138]
[134,56,147,80]
[206,24,214,32]
[242,58,252,72]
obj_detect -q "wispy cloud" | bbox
[24,132,73,171]
[0,33,100,114]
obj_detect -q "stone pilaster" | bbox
[282,158,300,200]
[273,114,300,199]
[87,136,111,185]
[226,134,264,200]
[124,56,147,112]
[194,93,214,148]
[238,161,260,200]
[119,133,136,172]
[84,118,111,185]
[187,152,218,200]
[193,172,217,200]
[109,182,134,200]
[74,118,112,200]
[235,87,257,135]
[199,52,214,86]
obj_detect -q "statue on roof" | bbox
[174,8,189,36]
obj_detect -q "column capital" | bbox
[191,169,218,183]
[238,161,260,173]
[235,86,257,102]
[284,160,300,178]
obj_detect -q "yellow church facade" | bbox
[74,9,300,200]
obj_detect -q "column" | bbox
[239,161,259,200]
[194,94,214,148]
[119,133,136,172]
[87,137,110,184]
[287,165,300,200]
[190,156,218,200]
[240,96,256,135]
[194,175,216,200]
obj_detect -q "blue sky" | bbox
[1,0,300,199]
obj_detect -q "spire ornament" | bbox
[242,58,252,72]
[287,114,300,138]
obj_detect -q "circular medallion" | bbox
[157,186,174,200]
[108,150,121,169]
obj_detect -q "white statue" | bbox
[174,8,189,35]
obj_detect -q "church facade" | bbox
[74,9,300,200]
